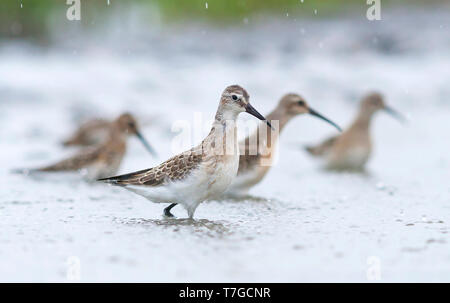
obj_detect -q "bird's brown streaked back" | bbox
[304,135,338,157]
[98,145,203,186]
[62,119,111,147]
[37,147,103,172]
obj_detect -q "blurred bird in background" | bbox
[305,92,405,171]
[226,93,342,196]
[13,113,157,180]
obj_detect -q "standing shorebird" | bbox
[15,113,156,180]
[225,93,342,196]
[305,92,405,171]
[98,85,271,219]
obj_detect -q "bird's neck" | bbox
[351,109,373,131]
[205,107,239,156]
[214,105,240,123]
[259,106,292,147]
[107,123,127,145]
[240,106,288,162]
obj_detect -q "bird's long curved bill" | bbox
[384,106,406,123]
[135,131,157,157]
[308,108,342,132]
[245,103,273,130]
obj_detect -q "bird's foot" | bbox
[163,203,178,218]
[163,210,175,218]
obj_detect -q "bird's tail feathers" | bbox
[10,168,32,175]
[304,145,323,157]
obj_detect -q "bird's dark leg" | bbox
[163,203,177,218]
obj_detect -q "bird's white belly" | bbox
[225,166,265,196]
[329,145,370,170]
[346,146,370,167]
[204,156,239,200]
[124,154,239,210]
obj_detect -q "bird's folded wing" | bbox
[37,146,102,172]
[98,147,203,186]
[237,135,266,175]
[63,119,110,146]
[238,145,260,175]
[305,135,338,157]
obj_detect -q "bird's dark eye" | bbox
[232,95,238,101]
[298,100,305,106]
